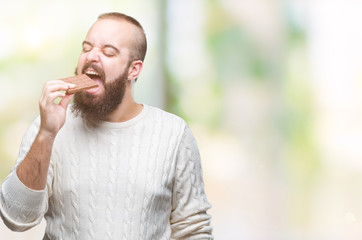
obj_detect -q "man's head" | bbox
[72,12,147,124]
[97,12,147,64]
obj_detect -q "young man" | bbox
[0,12,213,239]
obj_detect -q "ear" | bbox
[127,60,143,81]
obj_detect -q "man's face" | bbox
[76,18,133,97]
[72,18,134,123]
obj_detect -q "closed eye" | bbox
[82,41,93,53]
[103,45,119,57]
[103,48,117,57]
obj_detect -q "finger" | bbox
[44,80,70,88]
[57,79,76,89]
[44,83,73,93]
[58,80,76,89]
[59,93,74,109]
[42,80,75,94]
[40,91,66,108]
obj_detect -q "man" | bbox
[0,12,213,239]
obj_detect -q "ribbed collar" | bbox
[97,104,149,129]
[67,104,150,130]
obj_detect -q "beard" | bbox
[71,63,128,126]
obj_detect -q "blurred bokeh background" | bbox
[2,0,362,239]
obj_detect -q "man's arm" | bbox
[0,80,74,231]
[170,126,213,239]
[16,131,55,190]
[16,80,74,190]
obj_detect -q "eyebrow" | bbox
[82,41,120,54]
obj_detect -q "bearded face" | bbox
[71,63,128,125]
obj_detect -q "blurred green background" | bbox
[2,0,362,239]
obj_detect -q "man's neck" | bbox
[104,89,143,123]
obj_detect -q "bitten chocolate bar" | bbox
[61,74,98,94]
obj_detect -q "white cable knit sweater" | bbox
[0,104,213,239]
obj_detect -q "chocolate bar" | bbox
[61,74,98,94]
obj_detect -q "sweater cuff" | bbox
[1,172,46,224]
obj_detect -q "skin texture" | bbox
[16,18,144,190]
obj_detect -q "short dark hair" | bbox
[98,12,147,63]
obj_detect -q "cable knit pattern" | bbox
[87,130,99,240]
[106,129,118,240]
[0,104,213,239]
[156,115,184,240]
[69,124,80,239]
[53,151,65,240]
[123,122,143,240]
[139,112,161,240]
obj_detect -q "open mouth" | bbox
[85,70,100,79]
[84,70,102,93]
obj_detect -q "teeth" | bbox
[85,71,99,76]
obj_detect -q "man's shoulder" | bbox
[146,105,186,126]
[145,105,188,145]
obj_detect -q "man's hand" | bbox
[38,80,75,139]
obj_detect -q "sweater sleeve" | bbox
[170,125,213,239]
[0,116,50,232]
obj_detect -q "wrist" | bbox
[38,128,57,142]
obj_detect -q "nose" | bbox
[86,47,101,63]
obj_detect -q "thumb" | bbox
[59,94,74,109]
